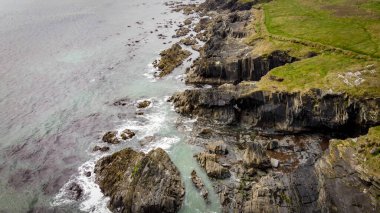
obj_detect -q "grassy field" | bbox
[264,0,380,58]
[246,0,380,97]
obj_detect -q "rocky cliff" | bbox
[94,148,185,213]
[172,85,380,136]
[169,0,380,212]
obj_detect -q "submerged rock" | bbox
[95,148,185,213]
[120,129,135,140]
[136,100,151,108]
[67,182,83,201]
[102,131,120,144]
[174,27,190,38]
[93,145,110,152]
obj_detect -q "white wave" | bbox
[53,97,181,212]
[143,62,160,82]
[116,98,167,140]
[141,136,180,153]
[52,154,111,213]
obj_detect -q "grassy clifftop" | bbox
[246,0,380,97]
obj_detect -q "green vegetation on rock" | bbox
[154,44,191,77]
[329,126,380,178]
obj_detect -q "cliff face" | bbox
[315,139,380,213]
[189,50,298,84]
[187,7,298,85]
[172,86,380,136]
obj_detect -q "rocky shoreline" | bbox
[93,0,379,212]
[171,0,380,212]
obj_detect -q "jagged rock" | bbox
[188,50,298,85]
[153,44,191,77]
[93,146,110,152]
[243,142,269,168]
[315,134,380,213]
[195,32,208,42]
[194,17,211,33]
[102,131,120,144]
[113,98,130,107]
[174,27,190,38]
[121,129,135,140]
[184,18,193,25]
[67,182,83,201]
[206,141,228,155]
[195,152,230,179]
[85,171,91,177]
[172,87,380,135]
[95,148,185,213]
[191,170,209,200]
[180,37,198,46]
[137,100,151,108]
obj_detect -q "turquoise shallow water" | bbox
[0,0,221,212]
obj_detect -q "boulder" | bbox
[95,148,185,213]
[270,158,279,168]
[206,141,228,155]
[195,152,230,179]
[102,131,120,144]
[121,129,135,140]
[137,100,151,108]
[67,182,83,201]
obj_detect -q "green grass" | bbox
[255,53,380,97]
[242,0,380,97]
[263,0,380,58]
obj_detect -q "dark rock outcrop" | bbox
[120,129,135,140]
[188,50,298,85]
[206,141,228,155]
[172,86,380,136]
[153,43,191,77]
[191,170,209,200]
[93,146,110,152]
[102,131,120,144]
[195,152,230,179]
[94,148,185,213]
[136,100,151,108]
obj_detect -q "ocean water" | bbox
[0,0,220,212]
